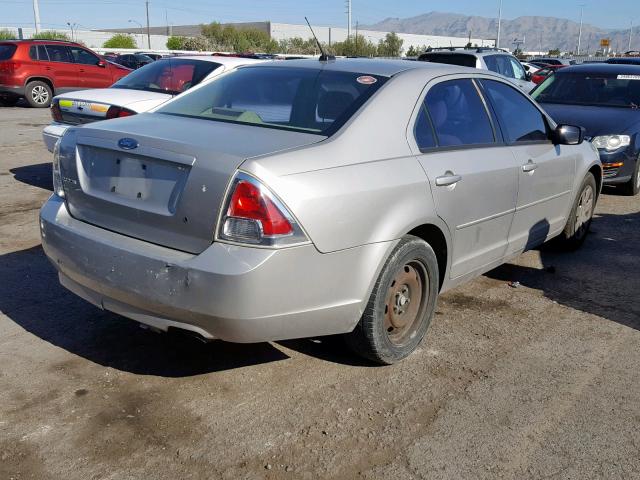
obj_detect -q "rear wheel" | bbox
[25,81,52,108]
[556,173,597,249]
[345,235,439,365]
[622,157,640,196]
[0,95,19,107]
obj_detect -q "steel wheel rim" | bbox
[575,184,594,238]
[31,86,49,104]
[636,166,640,189]
[383,260,428,346]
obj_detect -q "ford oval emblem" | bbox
[118,138,138,150]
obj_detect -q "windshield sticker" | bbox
[617,75,640,80]
[356,75,377,85]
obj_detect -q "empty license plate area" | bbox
[76,145,189,216]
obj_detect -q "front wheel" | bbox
[25,81,52,108]
[555,173,597,250]
[345,235,439,365]
[622,157,640,196]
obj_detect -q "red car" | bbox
[0,40,131,108]
[531,64,567,85]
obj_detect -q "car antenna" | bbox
[305,17,335,62]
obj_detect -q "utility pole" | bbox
[496,0,503,48]
[355,21,359,55]
[629,21,634,52]
[145,0,151,49]
[32,0,41,33]
[577,4,585,55]
[346,0,352,39]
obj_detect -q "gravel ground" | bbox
[0,105,639,480]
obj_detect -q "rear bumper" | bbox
[0,84,23,97]
[40,195,392,342]
[42,123,69,153]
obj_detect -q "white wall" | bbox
[0,27,169,50]
[270,23,495,51]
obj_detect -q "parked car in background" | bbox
[532,63,640,195]
[41,59,600,364]
[521,61,544,75]
[42,55,264,151]
[607,57,640,65]
[0,39,131,108]
[531,64,567,84]
[135,52,164,61]
[418,47,536,92]
[113,53,154,70]
[532,57,575,66]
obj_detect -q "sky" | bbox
[2,0,639,32]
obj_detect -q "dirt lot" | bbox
[0,105,639,480]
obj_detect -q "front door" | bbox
[413,78,519,279]
[479,79,576,253]
[69,46,112,88]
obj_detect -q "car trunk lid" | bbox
[60,113,323,253]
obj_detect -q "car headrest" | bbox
[317,91,354,121]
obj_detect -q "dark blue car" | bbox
[531,63,640,195]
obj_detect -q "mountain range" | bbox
[363,12,637,53]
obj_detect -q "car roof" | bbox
[420,48,512,58]
[245,57,469,77]
[558,63,640,74]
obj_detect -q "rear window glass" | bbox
[157,66,387,136]
[112,58,221,95]
[0,44,17,60]
[420,53,477,68]
[45,45,72,63]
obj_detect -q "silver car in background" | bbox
[40,59,601,364]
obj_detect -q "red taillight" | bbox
[50,101,63,122]
[227,180,292,236]
[0,60,20,74]
[105,106,136,119]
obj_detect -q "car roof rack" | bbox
[424,46,509,53]
[8,39,82,44]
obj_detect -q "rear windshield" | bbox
[420,53,477,68]
[112,58,221,95]
[532,71,640,108]
[157,66,387,136]
[0,44,17,60]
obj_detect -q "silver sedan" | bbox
[40,59,601,364]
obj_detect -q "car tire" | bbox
[345,235,439,365]
[0,95,19,107]
[25,81,52,108]
[556,173,597,250]
[622,157,640,196]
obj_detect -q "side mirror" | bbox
[525,71,532,81]
[552,124,585,145]
[97,60,107,68]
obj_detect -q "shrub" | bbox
[0,29,15,40]
[31,30,70,41]
[166,36,186,50]
[181,36,211,51]
[103,34,137,49]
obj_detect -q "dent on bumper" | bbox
[40,195,394,342]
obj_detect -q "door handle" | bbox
[435,172,462,187]
[522,160,538,173]
[45,66,51,70]
[79,69,85,73]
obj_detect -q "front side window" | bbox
[45,45,72,63]
[157,66,387,136]
[69,47,99,65]
[112,59,221,94]
[481,79,548,143]
[424,79,495,147]
[37,45,49,61]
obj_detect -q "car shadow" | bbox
[10,163,53,191]
[0,245,289,377]
[485,209,640,331]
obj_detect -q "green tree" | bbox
[103,33,136,49]
[406,45,419,57]
[377,32,404,57]
[548,48,561,56]
[278,37,318,54]
[182,36,211,51]
[166,36,186,50]
[31,30,70,41]
[332,34,377,57]
[0,29,15,40]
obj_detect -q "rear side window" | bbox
[481,80,548,143]
[37,45,49,61]
[420,53,477,68]
[413,105,437,150]
[424,79,495,147]
[0,44,17,60]
[45,45,72,63]
[485,55,514,78]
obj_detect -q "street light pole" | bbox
[577,4,585,55]
[128,19,143,48]
[629,21,634,52]
[32,0,41,33]
[497,0,503,48]
[145,0,151,49]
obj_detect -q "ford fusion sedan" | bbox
[42,55,264,152]
[532,63,640,195]
[40,59,601,364]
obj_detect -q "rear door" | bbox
[69,46,112,88]
[479,79,576,253]
[43,44,79,92]
[413,77,519,279]
[484,54,533,91]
